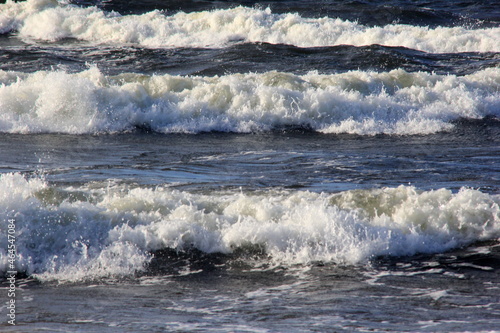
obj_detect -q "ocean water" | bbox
[0,0,499,331]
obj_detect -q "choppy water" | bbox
[0,0,499,332]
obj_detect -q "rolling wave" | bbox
[0,173,498,281]
[0,67,498,135]
[1,0,499,52]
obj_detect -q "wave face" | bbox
[0,67,498,135]
[1,0,499,52]
[0,173,499,282]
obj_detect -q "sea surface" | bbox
[0,0,499,332]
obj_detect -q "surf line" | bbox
[6,218,17,326]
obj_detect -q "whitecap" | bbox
[0,67,498,135]
[1,0,499,52]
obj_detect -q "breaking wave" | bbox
[1,0,499,52]
[0,67,498,135]
[0,173,499,282]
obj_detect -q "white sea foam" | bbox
[0,67,498,135]
[0,173,499,282]
[1,0,499,52]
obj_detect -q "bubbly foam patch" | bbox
[0,67,498,135]
[0,173,499,282]
[1,0,499,52]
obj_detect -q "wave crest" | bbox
[0,67,498,135]
[1,0,499,52]
[1,173,499,282]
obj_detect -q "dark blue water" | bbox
[0,0,499,331]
